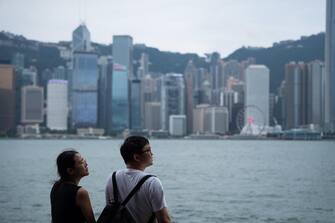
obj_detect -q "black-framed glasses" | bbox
[140,149,152,154]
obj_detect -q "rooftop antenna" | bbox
[83,0,87,25]
[77,0,86,25]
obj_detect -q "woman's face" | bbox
[72,153,89,178]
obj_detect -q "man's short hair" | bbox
[120,136,149,163]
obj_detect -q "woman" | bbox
[50,150,96,223]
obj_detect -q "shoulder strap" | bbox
[112,171,119,203]
[121,174,154,206]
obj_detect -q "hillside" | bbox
[0,31,324,93]
[225,33,325,92]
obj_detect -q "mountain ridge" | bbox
[0,31,324,92]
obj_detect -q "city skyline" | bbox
[0,0,325,57]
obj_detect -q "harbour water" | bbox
[0,139,334,223]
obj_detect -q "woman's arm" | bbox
[76,187,96,223]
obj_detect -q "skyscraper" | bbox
[220,90,238,125]
[47,80,68,130]
[0,64,16,134]
[110,35,133,133]
[130,79,142,129]
[245,65,270,132]
[97,56,113,133]
[112,35,133,79]
[208,52,224,105]
[111,63,129,132]
[21,86,44,124]
[161,73,185,131]
[71,51,98,128]
[137,53,149,79]
[144,102,161,130]
[284,62,307,129]
[184,60,196,133]
[169,115,187,136]
[325,0,335,132]
[204,106,229,134]
[72,23,91,52]
[307,60,325,129]
[193,104,210,133]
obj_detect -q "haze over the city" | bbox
[0,0,325,57]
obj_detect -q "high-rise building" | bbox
[11,53,24,71]
[144,102,161,130]
[325,0,335,132]
[284,62,307,129]
[53,66,67,80]
[193,104,210,133]
[137,53,149,79]
[71,51,98,128]
[274,81,286,127]
[21,86,44,124]
[112,35,133,79]
[240,57,256,81]
[184,60,197,133]
[204,106,229,134]
[47,80,68,130]
[245,65,270,131]
[111,63,129,132]
[130,79,142,129]
[72,23,91,52]
[208,52,224,90]
[169,115,187,136]
[22,67,37,86]
[220,90,238,125]
[307,60,325,129]
[208,52,224,105]
[231,81,245,105]
[138,54,151,126]
[161,73,185,131]
[14,66,37,126]
[223,60,243,84]
[0,64,16,134]
[97,56,113,133]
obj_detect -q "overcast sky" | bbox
[0,0,326,57]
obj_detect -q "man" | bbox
[105,136,171,223]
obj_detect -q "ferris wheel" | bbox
[235,105,266,136]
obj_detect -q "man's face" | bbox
[138,144,153,167]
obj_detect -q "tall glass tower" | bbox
[110,35,133,133]
[72,23,91,52]
[325,0,335,132]
[112,36,133,79]
[111,63,129,132]
[71,52,98,128]
[161,73,185,131]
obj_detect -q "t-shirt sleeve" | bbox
[148,177,167,212]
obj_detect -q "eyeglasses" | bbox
[140,148,152,154]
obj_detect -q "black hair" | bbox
[56,150,78,181]
[120,136,149,163]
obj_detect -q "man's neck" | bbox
[126,163,146,171]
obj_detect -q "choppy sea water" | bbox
[0,139,334,223]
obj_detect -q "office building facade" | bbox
[245,65,270,129]
[0,64,16,134]
[161,73,185,131]
[111,63,129,132]
[47,80,68,130]
[325,0,335,132]
[21,86,44,124]
[72,23,92,52]
[71,52,98,128]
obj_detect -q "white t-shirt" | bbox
[105,168,167,223]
